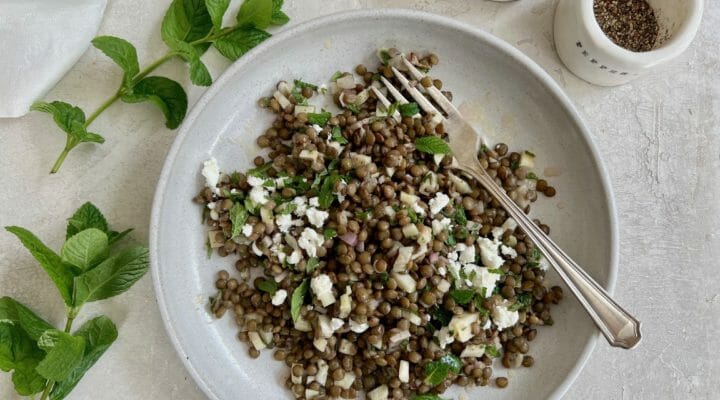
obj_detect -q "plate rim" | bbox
[150,8,619,400]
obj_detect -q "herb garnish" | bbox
[424,354,462,386]
[415,136,452,155]
[257,278,278,295]
[449,289,475,305]
[330,126,348,144]
[305,257,319,274]
[307,111,332,126]
[290,279,310,322]
[399,102,420,117]
[2,202,148,399]
[33,0,289,173]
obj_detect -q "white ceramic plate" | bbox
[151,9,618,400]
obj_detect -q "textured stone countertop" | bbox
[1,0,718,399]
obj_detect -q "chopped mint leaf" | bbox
[398,102,420,117]
[293,79,318,90]
[346,104,360,115]
[330,126,348,144]
[308,111,331,126]
[257,278,278,295]
[323,228,337,239]
[415,136,451,155]
[526,172,538,180]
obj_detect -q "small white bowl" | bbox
[554,0,704,86]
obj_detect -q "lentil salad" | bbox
[194,49,563,400]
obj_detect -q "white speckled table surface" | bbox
[1,0,718,399]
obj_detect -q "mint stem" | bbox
[49,51,177,174]
[50,137,78,174]
[38,312,77,400]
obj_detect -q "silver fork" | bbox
[375,56,642,349]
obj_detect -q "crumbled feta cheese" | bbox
[338,339,356,355]
[491,227,505,239]
[400,192,418,206]
[437,279,451,293]
[448,172,472,194]
[206,202,216,210]
[460,344,486,358]
[462,264,502,297]
[271,289,288,306]
[538,255,550,271]
[417,225,432,246]
[446,259,461,281]
[391,272,417,293]
[286,249,302,265]
[389,329,411,346]
[501,245,517,258]
[367,384,389,400]
[493,304,519,330]
[384,205,396,219]
[246,175,265,187]
[335,372,355,389]
[299,228,324,257]
[249,186,269,205]
[306,208,329,228]
[294,315,312,332]
[419,172,439,195]
[310,274,335,307]
[318,315,335,338]
[456,243,476,264]
[300,149,322,163]
[478,237,504,268]
[399,360,409,383]
[436,326,455,349]
[275,214,293,233]
[248,331,266,350]
[349,319,369,333]
[339,286,352,318]
[331,318,344,331]
[327,139,344,155]
[501,218,518,232]
[449,313,479,342]
[242,224,253,237]
[392,246,414,272]
[483,318,492,330]
[432,217,452,235]
[201,158,221,194]
[316,360,329,385]
[273,90,291,109]
[293,196,308,216]
[429,192,450,215]
[412,202,426,216]
[402,223,419,239]
[309,197,320,207]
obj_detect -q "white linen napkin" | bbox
[0,0,107,118]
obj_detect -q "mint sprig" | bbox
[2,202,148,400]
[33,0,290,174]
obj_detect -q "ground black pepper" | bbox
[594,0,659,52]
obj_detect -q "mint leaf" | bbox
[0,297,54,341]
[270,0,289,26]
[108,229,133,245]
[60,228,109,272]
[236,0,273,29]
[423,361,450,386]
[214,27,270,61]
[73,246,150,306]
[485,345,501,358]
[91,36,139,88]
[346,103,359,115]
[50,316,117,400]
[526,172,538,180]
[121,76,188,129]
[205,0,230,30]
[30,101,85,134]
[305,257,319,273]
[36,330,86,382]
[399,102,420,117]
[330,126,348,144]
[290,279,309,322]
[293,79,318,90]
[415,136,451,155]
[307,112,331,126]
[10,357,46,396]
[508,293,533,311]
[229,203,248,239]
[323,228,337,239]
[66,202,108,240]
[424,354,461,386]
[256,278,278,295]
[189,57,212,86]
[161,0,213,45]
[448,289,475,305]
[439,353,461,374]
[318,174,340,209]
[5,227,74,306]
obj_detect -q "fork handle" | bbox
[460,163,642,349]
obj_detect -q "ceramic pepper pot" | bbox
[554,0,704,86]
